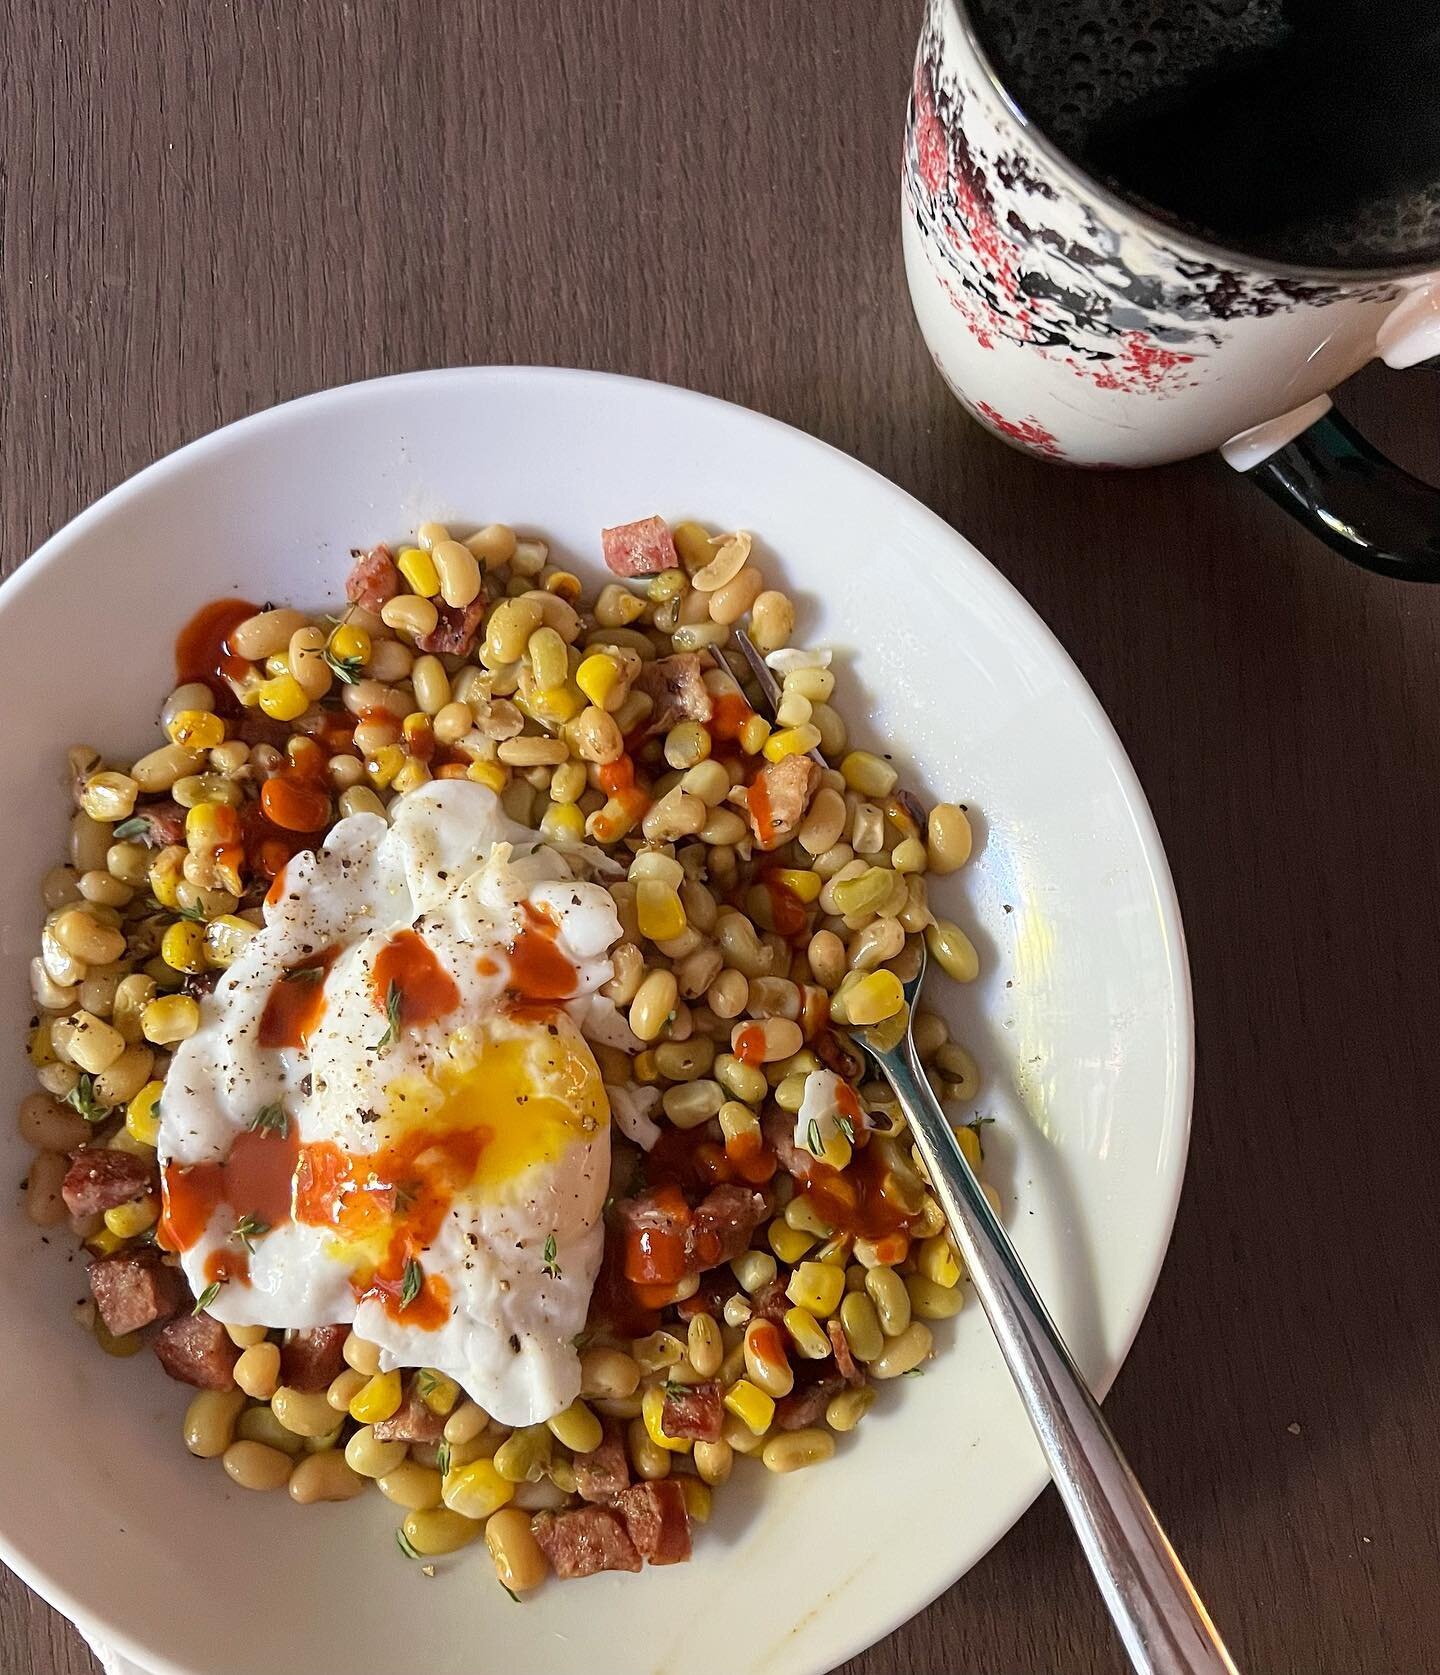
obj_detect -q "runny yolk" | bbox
[505,903,576,1004]
[371,929,460,1029]
[159,1122,301,1257]
[258,949,339,1049]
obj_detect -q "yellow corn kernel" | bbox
[539,801,586,844]
[330,623,371,665]
[392,759,432,796]
[161,920,207,974]
[533,683,585,725]
[813,1126,853,1172]
[416,1369,460,1415]
[767,1220,815,1265]
[441,1457,514,1521]
[148,848,185,909]
[349,1369,403,1425]
[783,1306,832,1360]
[103,1196,159,1239]
[762,724,822,763]
[203,914,257,970]
[840,969,905,1027]
[738,714,772,755]
[140,993,200,1045]
[87,1226,126,1258]
[575,652,622,709]
[722,1378,775,1437]
[919,1234,963,1289]
[367,744,405,789]
[641,1385,692,1454]
[677,1477,712,1524]
[636,880,686,942]
[769,867,822,904]
[397,545,441,597]
[786,1260,846,1319]
[166,709,226,751]
[184,803,234,851]
[466,760,509,794]
[840,750,899,798]
[632,1050,659,1084]
[257,675,309,722]
[956,1124,983,1172]
[125,1080,165,1146]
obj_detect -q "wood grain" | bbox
[4,1,1440,1671]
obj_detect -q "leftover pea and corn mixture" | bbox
[20,513,993,1592]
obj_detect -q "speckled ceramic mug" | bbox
[902,0,1440,581]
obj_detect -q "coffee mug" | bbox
[901,0,1440,582]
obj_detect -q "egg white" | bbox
[159,782,631,1424]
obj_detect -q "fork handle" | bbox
[883,1041,1238,1675]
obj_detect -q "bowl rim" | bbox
[0,365,1195,1675]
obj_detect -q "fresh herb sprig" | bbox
[193,1280,223,1315]
[399,1257,423,1310]
[541,1233,562,1280]
[64,1074,104,1124]
[230,1213,270,1254]
[249,1102,289,1138]
[376,979,403,1054]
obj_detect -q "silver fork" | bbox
[733,630,1237,1675]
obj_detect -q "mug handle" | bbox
[1220,287,1440,583]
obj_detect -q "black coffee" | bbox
[968,0,1440,268]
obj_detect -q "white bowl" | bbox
[0,368,1191,1675]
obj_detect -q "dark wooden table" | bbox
[5,3,1439,1672]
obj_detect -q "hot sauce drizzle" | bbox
[505,903,576,1004]
[257,948,340,1049]
[174,598,258,714]
[159,1123,301,1255]
[371,929,460,1029]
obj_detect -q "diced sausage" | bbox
[601,516,679,579]
[611,1186,691,1285]
[636,654,713,736]
[531,1505,642,1578]
[660,1380,724,1442]
[370,1379,445,1442]
[345,543,401,612]
[61,1149,156,1218]
[775,1374,845,1431]
[154,1312,239,1389]
[688,1185,768,1271]
[87,1250,186,1337]
[746,754,821,850]
[762,1109,814,1182]
[279,1325,349,1392]
[416,596,487,657]
[748,1273,792,1327]
[573,1419,631,1505]
[828,1317,864,1386]
[614,1480,692,1566]
[125,799,186,847]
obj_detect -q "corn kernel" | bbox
[786,1260,846,1319]
[161,920,207,974]
[672,520,714,573]
[769,867,822,904]
[185,802,240,851]
[397,546,441,597]
[636,880,687,942]
[762,724,822,763]
[919,1234,963,1289]
[416,1369,460,1415]
[839,969,905,1027]
[257,674,309,722]
[532,683,584,725]
[392,759,432,796]
[148,848,185,908]
[103,1196,159,1239]
[349,1369,403,1424]
[441,1457,514,1521]
[840,750,899,798]
[767,1220,815,1265]
[87,1226,126,1258]
[641,1385,692,1454]
[125,1079,164,1146]
[367,744,405,789]
[722,1379,775,1436]
[466,760,509,794]
[738,714,772,755]
[330,623,371,664]
[203,914,257,969]
[166,709,226,751]
[677,1478,712,1523]
[575,652,622,709]
[539,801,586,844]
[140,993,200,1046]
[956,1125,983,1171]
[783,1306,832,1360]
